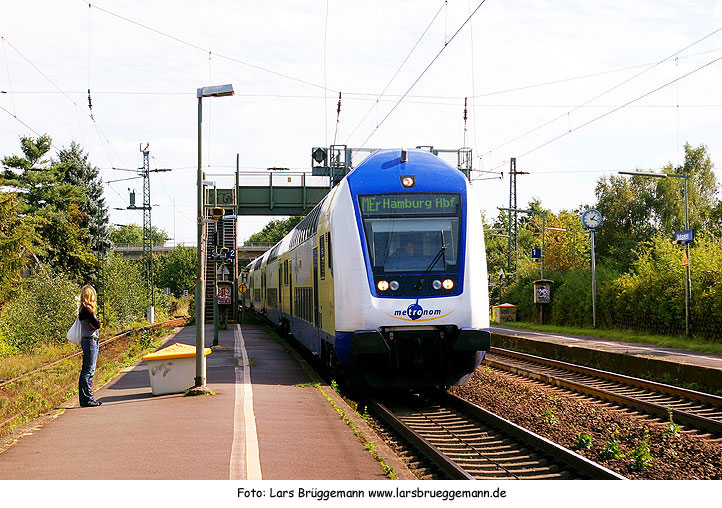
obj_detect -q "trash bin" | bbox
[141,343,211,395]
[493,303,518,322]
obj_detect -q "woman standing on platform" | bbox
[78,285,102,407]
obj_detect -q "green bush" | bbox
[100,254,172,329]
[0,273,78,352]
[102,254,147,328]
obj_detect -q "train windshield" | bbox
[358,193,462,274]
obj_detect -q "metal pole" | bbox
[541,212,545,280]
[507,160,513,273]
[195,96,207,389]
[213,187,219,346]
[591,229,597,328]
[684,174,690,336]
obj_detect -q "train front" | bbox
[332,149,490,388]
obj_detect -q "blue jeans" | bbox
[79,337,99,406]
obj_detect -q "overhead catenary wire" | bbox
[486,25,722,157]
[357,0,488,149]
[0,33,130,172]
[345,0,448,144]
[490,52,722,172]
[1,37,17,116]
[81,0,336,94]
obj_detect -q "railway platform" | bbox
[491,324,722,393]
[0,323,414,480]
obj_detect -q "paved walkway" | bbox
[491,325,722,372]
[0,324,412,480]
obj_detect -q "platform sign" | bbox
[531,248,542,259]
[217,283,232,305]
[675,229,694,244]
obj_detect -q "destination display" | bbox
[359,193,461,216]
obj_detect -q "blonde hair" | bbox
[80,284,97,314]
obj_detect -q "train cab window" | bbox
[358,193,461,275]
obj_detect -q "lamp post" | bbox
[618,170,690,336]
[193,84,234,392]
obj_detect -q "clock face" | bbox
[582,209,603,229]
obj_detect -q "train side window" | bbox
[284,259,288,285]
[319,235,326,280]
[327,232,333,276]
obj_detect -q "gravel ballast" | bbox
[449,365,722,480]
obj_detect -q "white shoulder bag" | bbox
[66,318,82,345]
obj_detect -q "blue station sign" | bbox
[675,230,694,244]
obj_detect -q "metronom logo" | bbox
[387,303,453,322]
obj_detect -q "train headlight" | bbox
[442,279,455,290]
[389,280,400,291]
[432,279,442,290]
[377,280,390,291]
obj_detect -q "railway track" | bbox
[485,348,722,437]
[366,390,625,480]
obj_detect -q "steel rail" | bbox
[486,347,722,435]
[439,391,626,479]
[367,390,626,480]
[365,396,475,480]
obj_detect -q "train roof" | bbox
[347,149,468,195]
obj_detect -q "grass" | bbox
[493,320,722,356]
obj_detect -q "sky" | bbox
[1,0,721,245]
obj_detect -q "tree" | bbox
[594,143,720,272]
[594,174,658,271]
[246,216,303,244]
[154,246,196,297]
[58,141,111,255]
[2,135,96,282]
[0,188,41,305]
[656,143,719,235]
[110,224,169,246]
[541,209,590,272]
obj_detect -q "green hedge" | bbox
[498,235,722,340]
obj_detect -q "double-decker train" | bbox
[245,148,490,388]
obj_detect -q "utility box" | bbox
[493,303,518,322]
[141,343,211,396]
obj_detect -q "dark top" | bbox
[79,305,101,339]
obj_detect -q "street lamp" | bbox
[618,170,691,336]
[193,84,234,393]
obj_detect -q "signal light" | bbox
[442,279,454,290]
[210,207,225,219]
[377,280,390,291]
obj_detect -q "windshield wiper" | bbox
[413,231,446,290]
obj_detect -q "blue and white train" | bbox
[246,148,490,388]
